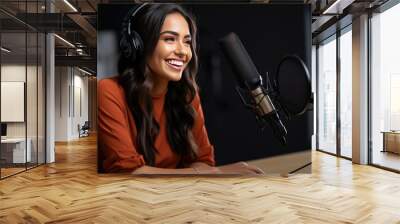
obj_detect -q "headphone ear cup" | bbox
[119,32,133,60]
[130,30,144,62]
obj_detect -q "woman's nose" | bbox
[174,42,188,57]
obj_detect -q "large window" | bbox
[370,3,400,171]
[317,36,337,154]
[317,25,353,159]
[339,28,352,158]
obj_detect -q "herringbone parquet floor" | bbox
[1,135,400,223]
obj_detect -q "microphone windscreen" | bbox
[219,32,260,90]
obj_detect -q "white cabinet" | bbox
[1,138,32,163]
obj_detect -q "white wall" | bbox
[74,72,89,130]
[55,66,69,141]
[54,67,89,141]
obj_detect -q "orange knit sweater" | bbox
[98,77,215,172]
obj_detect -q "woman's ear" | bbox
[144,64,151,77]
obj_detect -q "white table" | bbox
[1,138,32,163]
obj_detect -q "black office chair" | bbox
[79,121,90,138]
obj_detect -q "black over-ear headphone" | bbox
[119,3,149,62]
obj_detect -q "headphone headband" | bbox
[127,3,149,36]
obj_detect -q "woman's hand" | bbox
[189,162,222,174]
[217,162,265,175]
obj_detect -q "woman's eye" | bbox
[164,37,175,42]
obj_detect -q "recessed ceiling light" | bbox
[54,34,75,48]
[1,47,11,53]
[63,0,78,12]
[78,67,93,76]
[322,0,353,15]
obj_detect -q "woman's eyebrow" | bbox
[160,30,191,38]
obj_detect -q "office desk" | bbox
[1,138,32,163]
[381,131,400,154]
[246,150,311,174]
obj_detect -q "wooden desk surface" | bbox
[1,136,399,223]
[246,150,311,174]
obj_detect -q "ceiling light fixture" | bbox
[322,0,353,15]
[54,34,75,48]
[1,47,11,53]
[76,48,86,56]
[63,0,78,12]
[78,67,93,76]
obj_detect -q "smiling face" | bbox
[147,12,193,90]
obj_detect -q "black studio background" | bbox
[98,3,313,165]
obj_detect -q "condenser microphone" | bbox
[219,32,287,145]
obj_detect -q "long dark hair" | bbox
[118,3,199,167]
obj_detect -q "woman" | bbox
[98,3,264,175]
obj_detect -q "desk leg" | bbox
[382,133,386,152]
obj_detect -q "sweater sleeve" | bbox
[98,79,145,172]
[192,94,216,166]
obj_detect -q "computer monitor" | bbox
[1,123,7,138]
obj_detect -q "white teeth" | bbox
[166,60,183,66]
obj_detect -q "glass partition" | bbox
[0,1,46,179]
[1,25,28,178]
[371,3,400,171]
[317,35,337,155]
